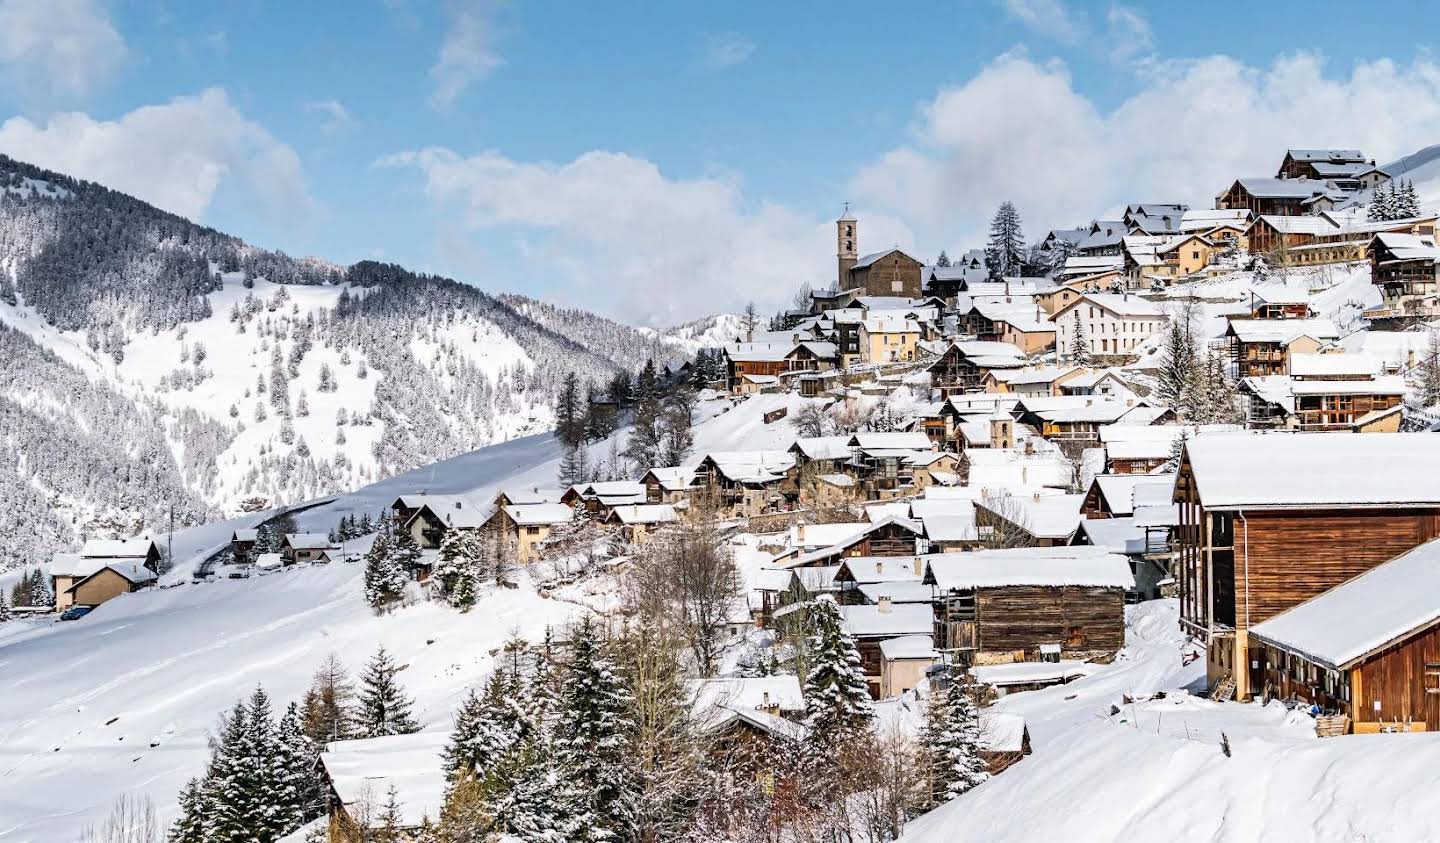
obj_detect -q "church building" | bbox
[837,211,923,298]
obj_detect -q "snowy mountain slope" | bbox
[0,156,709,570]
[657,312,750,355]
[0,562,581,842]
[900,602,1440,843]
[0,389,818,839]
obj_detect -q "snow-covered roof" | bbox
[608,504,679,526]
[79,537,157,559]
[284,533,334,551]
[1064,292,1164,318]
[838,556,925,584]
[705,449,796,483]
[847,431,934,451]
[725,341,794,362]
[791,436,854,461]
[502,502,575,526]
[924,546,1134,591]
[978,712,1027,753]
[410,498,489,530]
[879,634,936,660]
[860,317,921,334]
[1017,395,1138,424]
[838,603,933,637]
[1185,432,1440,509]
[644,466,698,491]
[1077,517,1148,555]
[1287,376,1406,396]
[65,562,157,593]
[1092,474,1159,515]
[986,365,1078,386]
[853,248,917,270]
[1250,537,1440,670]
[690,675,805,716]
[498,487,563,505]
[789,522,872,549]
[1287,148,1366,163]
[856,582,936,604]
[922,513,979,543]
[1226,318,1338,343]
[320,731,449,829]
[1288,353,1381,378]
[232,528,259,542]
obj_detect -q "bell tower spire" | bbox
[836,203,857,289]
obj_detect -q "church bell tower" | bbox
[836,204,857,289]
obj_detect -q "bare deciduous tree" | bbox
[625,522,741,677]
[78,795,161,843]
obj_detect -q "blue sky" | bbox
[2,0,1439,323]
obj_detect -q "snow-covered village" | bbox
[5,4,1440,842]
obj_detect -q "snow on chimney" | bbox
[877,595,892,614]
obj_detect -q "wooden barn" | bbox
[1249,537,1440,734]
[923,546,1133,665]
[1175,433,1440,701]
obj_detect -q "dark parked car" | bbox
[59,605,95,622]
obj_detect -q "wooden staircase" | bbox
[1209,674,1236,702]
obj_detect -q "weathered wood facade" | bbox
[933,584,1126,663]
[1175,444,1440,700]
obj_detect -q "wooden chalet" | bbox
[723,342,793,392]
[1248,286,1314,320]
[230,529,258,565]
[975,492,1085,547]
[694,451,798,517]
[1249,537,1440,734]
[1224,318,1337,378]
[977,712,1033,775]
[839,600,935,697]
[1013,395,1140,442]
[1216,177,1336,217]
[281,533,335,565]
[51,537,161,611]
[642,466,698,504]
[924,546,1132,664]
[61,562,158,610]
[782,516,925,569]
[1367,232,1440,322]
[560,480,647,520]
[320,731,448,842]
[928,341,1025,396]
[1241,360,1405,432]
[402,495,485,549]
[1276,149,1371,181]
[1175,433,1440,701]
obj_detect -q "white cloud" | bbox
[304,99,354,133]
[1001,0,1084,44]
[704,32,757,69]
[850,52,1440,250]
[429,0,503,109]
[0,0,126,101]
[1106,5,1154,65]
[379,147,912,324]
[0,88,313,222]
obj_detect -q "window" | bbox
[1065,626,1086,647]
[525,526,540,535]
[1426,663,1440,694]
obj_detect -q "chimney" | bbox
[793,333,801,343]
[1033,491,1042,503]
[455,501,462,509]
[913,556,923,576]
[797,523,806,543]
[877,595,892,614]
[875,560,884,574]
[1086,398,1093,406]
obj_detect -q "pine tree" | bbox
[934,250,951,268]
[801,596,874,751]
[555,371,584,447]
[624,360,662,472]
[376,785,405,843]
[167,777,209,843]
[273,701,323,835]
[442,669,523,784]
[553,618,637,842]
[302,654,358,744]
[1158,302,1199,406]
[434,528,482,610]
[357,646,421,738]
[1069,318,1091,366]
[363,530,406,612]
[208,689,279,842]
[0,592,10,623]
[928,679,989,800]
[1369,181,1398,221]
[984,202,1026,281]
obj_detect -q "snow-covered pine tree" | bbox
[1158,301,1199,407]
[984,202,1026,281]
[801,596,874,750]
[302,653,358,743]
[167,777,209,843]
[624,360,662,473]
[0,592,9,623]
[377,785,405,840]
[356,646,421,738]
[552,617,638,842]
[273,701,324,836]
[442,669,523,784]
[555,371,584,447]
[1069,318,1091,366]
[207,689,280,842]
[390,526,422,583]
[1369,181,1398,221]
[363,530,406,612]
[930,678,989,800]
[934,250,951,267]
[1395,179,1422,219]
[434,528,483,610]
